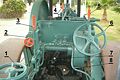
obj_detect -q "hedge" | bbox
[0,0,26,18]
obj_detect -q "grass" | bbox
[91,7,120,41]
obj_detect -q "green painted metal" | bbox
[0,0,107,80]
[0,63,27,80]
[73,22,106,56]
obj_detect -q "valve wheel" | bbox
[24,38,34,48]
[73,22,106,56]
[0,63,27,80]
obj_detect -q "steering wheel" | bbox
[0,63,27,80]
[73,22,106,56]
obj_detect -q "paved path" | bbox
[0,3,33,43]
[0,38,24,64]
[0,3,32,64]
[102,41,120,80]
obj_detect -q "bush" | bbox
[0,0,26,18]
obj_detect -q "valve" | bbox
[24,38,34,48]
[73,22,106,56]
[0,63,27,80]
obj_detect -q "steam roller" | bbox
[0,0,107,80]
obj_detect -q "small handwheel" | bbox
[73,22,106,56]
[24,37,34,48]
[0,63,27,80]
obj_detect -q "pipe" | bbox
[45,46,72,51]
[71,48,92,80]
[49,0,53,16]
[77,0,81,17]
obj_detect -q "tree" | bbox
[3,0,7,3]
[53,0,64,5]
[100,0,117,21]
[101,0,108,21]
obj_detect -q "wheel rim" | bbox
[73,22,106,56]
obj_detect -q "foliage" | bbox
[0,0,26,18]
[101,0,108,4]
[53,0,64,5]
[91,7,120,41]
[86,1,98,7]
[108,0,117,6]
[87,0,116,7]
[113,5,120,13]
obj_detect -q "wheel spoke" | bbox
[11,63,14,67]
[83,41,89,51]
[88,24,92,35]
[15,73,18,77]
[92,41,100,50]
[8,73,11,78]
[75,35,87,39]
[0,70,5,74]
[15,68,24,72]
[95,32,103,37]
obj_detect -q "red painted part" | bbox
[32,15,36,31]
[88,6,91,20]
[24,38,34,48]
[60,3,64,12]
